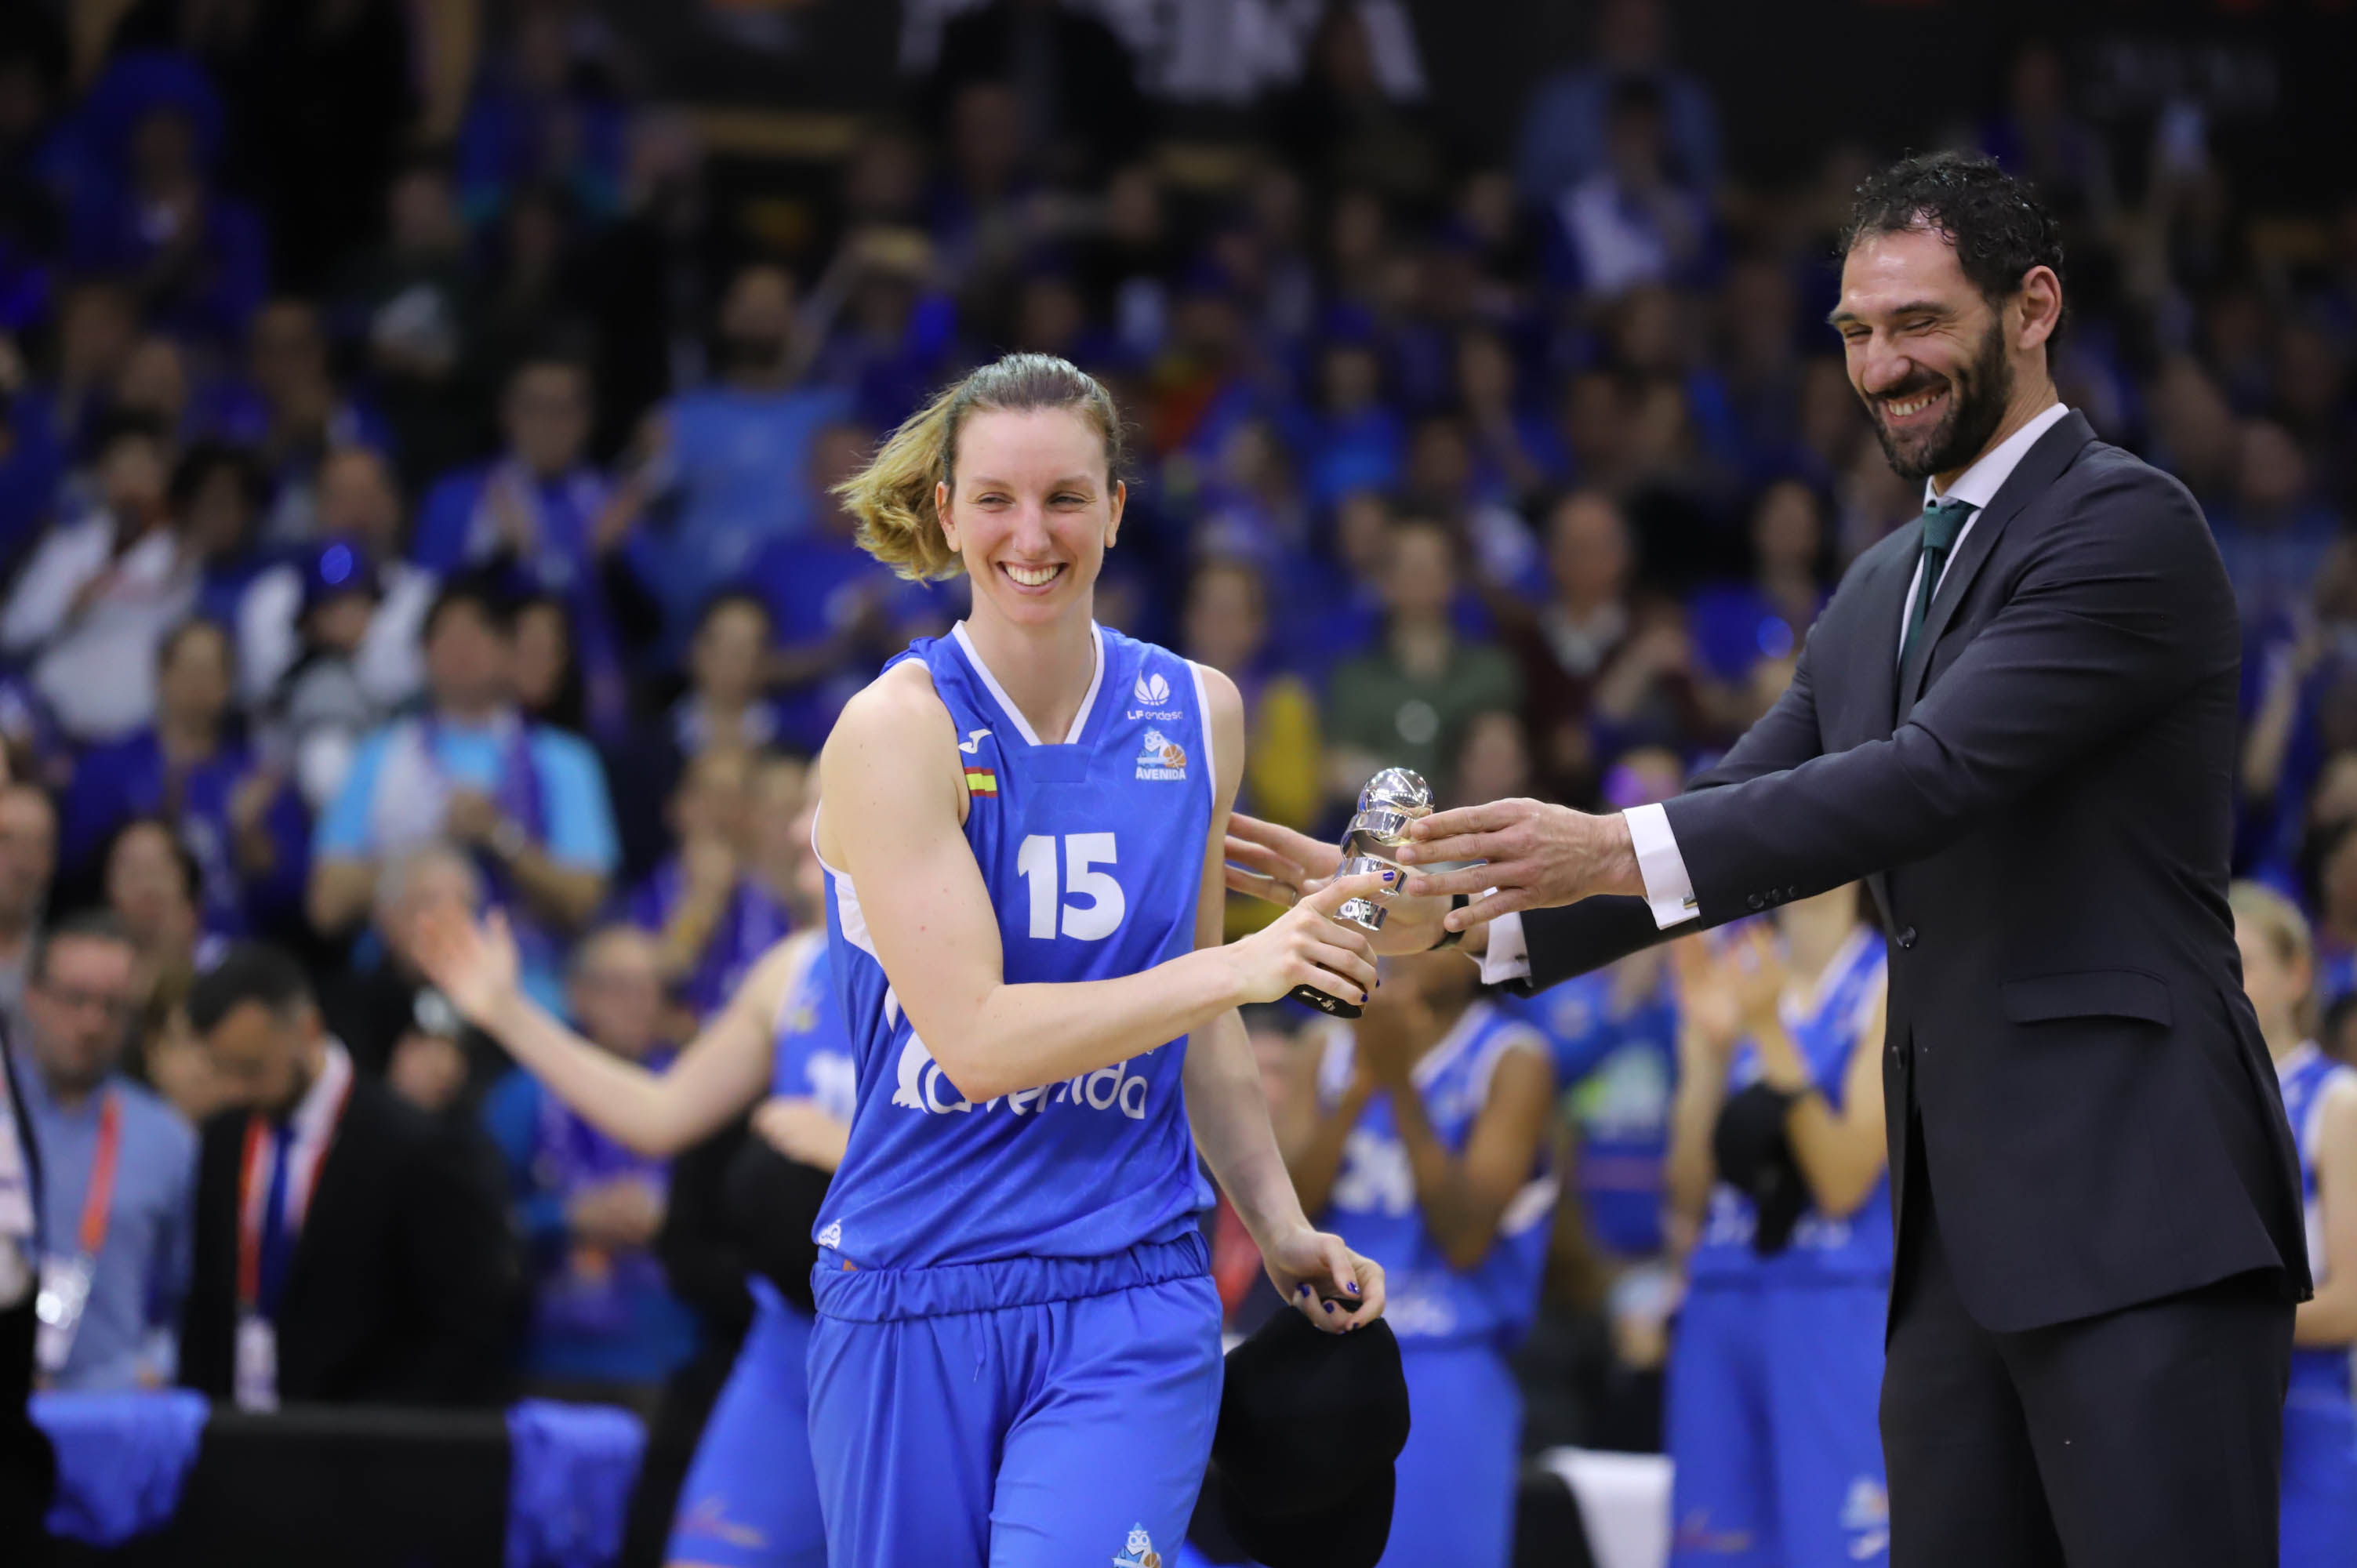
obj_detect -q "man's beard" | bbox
[1869,319,2014,483]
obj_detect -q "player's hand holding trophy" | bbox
[1289,768,1444,1018]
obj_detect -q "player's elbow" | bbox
[920,1035,1019,1106]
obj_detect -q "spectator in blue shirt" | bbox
[309,581,619,1010]
[196,300,392,543]
[1513,0,1720,203]
[1685,476,1832,691]
[65,98,267,350]
[1545,77,1714,303]
[13,910,194,1392]
[63,619,307,941]
[625,746,790,1030]
[607,265,852,641]
[1301,338,1404,513]
[482,925,696,1403]
[414,357,650,739]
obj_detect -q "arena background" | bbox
[0,0,2352,1564]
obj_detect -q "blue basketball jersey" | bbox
[1312,1002,1559,1347]
[770,931,857,1123]
[1690,925,1892,1285]
[1500,968,1678,1258]
[2279,1041,2356,1408]
[812,623,1217,1287]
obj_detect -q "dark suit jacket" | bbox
[180,1074,519,1406]
[0,1037,53,1556]
[1519,412,2310,1332]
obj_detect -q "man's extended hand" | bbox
[1222,813,1455,956]
[1395,798,1645,929]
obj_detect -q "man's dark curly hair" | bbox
[1838,152,2066,338]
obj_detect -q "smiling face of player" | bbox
[937,406,1125,635]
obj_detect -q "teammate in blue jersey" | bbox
[803,353,1392,1568]
[1663,888,1892,1567]
[2229,882,2357,1568]
[1286,950,1560,1568]
[415,788,853,1568]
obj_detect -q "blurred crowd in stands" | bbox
[0,0,2352,1541]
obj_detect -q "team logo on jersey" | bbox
[964,767,998,797]
[892,1033,1151,1118]
[957,728,993,754]
[815,1220,842,1250]
[1135,728,1187,781]
[1112,1525,1162,1567]
[1127,669,1182,721]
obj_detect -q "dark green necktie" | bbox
[1901,497,1975,668]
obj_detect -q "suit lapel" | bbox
[1857,545,1910,743]
[1897,411,2097,714]
[1854,543,1914,927]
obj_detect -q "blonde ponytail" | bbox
[833,353,1126,583]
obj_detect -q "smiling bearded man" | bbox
[1222,151,2311,1568]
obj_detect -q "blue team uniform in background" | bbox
[1312,1001,1559,1568]
[2275,1040,2357,1568]
[1502,965,1678,1259]
[1669,925,1890,1568]
[809,623,1222,1568]
[663,932,855,1568]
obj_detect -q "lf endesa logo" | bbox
[1128,669,1182,722]
[889,1033,1153,1119]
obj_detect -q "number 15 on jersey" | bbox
[1016,833,1125,940]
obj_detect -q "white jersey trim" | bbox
[1186,658,1218,809]
[950,620,1106,746]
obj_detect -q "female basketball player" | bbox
[2229,882,2357,1568]
[1665,891,1892,1567]
[425,354,1389,1568]
[417,784,847,1568]
[1286,949,1559,1568]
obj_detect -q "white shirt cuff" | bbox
[1625,804,1700,931]
[1478,910,1531,985]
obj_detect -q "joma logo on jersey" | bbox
[891,1034,1151,1118]
[1135,728,1187,781]
[1127,670,1182,722]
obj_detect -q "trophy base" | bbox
[1287,980,1363,1020]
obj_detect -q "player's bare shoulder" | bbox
[818,657,968,851]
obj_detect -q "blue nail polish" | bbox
[1346,1282,1360,1294]
[1323,1301,1335,1314]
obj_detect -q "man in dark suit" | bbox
[1229,153,2307,1566]
[180,944,517,1408]
[0,1025,53,1563]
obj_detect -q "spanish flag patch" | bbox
[964,768,997,797]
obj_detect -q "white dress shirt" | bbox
[1481,401,2072,984]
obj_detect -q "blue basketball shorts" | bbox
[1667,1277,1890,1567]
[1379,1338,1524,1568]
[663,1279,827,1568]
[2280,1397,2357,1568]
[806,1253,1223,1568]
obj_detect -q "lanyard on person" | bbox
[234,1075,353,1316]
[232,1069,351,1412]
[33,1089,122,1379]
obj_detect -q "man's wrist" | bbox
[1601,812,1646,898]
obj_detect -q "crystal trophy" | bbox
[1287,768,1433,1019]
